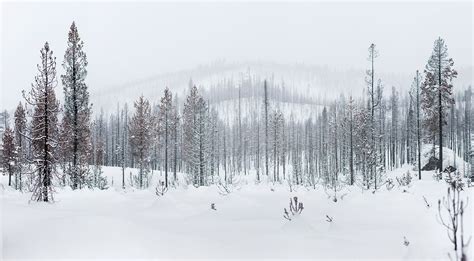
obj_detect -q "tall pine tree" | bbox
[23,42,60,202]
[421,37,457,172]
[61,22,91,189]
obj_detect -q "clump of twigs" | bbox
[325,215,333,223]
[396,170,413,188]
[217,176,241,196]
[385,178,395,190]
[403,236,410,247]
[423,195,431,208]
[438,172,471,260]
[283,196,304,221]
[155,181,168,196]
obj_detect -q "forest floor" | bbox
[1,165,472,260]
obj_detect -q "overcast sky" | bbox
[1,1,472,110]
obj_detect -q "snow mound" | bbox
[420,145,470,171]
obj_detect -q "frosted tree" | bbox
[271,109,283,182]
[91,110,108,189]
[171,96,180,183]
[23,42,60,202]
[0,110,10,133]
[183,86,209,186]
[2,128,17,187]
[120,104,129,188]
[414,71,422,179]
[390,86,400,169]
[347,96,355,185]
[157,87,174,188]
[14,102,27,190]
[61,22,92,189]
[321,107,329,185]
[129,95,153,189]
[353,106,376,190]
[264,80,269,178]
[421,37,457,172]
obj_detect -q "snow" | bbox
[420,144,471,172]
[1,164,472,259]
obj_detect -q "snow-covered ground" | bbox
[1,165,472,259]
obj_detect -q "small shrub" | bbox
[396,171,412,187]
[155,181,168,196]
[283,196,304,221]
[385,178,395,190]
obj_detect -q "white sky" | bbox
[1,1,472,110]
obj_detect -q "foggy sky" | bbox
[1,1,472,110]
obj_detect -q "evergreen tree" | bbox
[183,86,209,186]
[421,37,457,171]
[14,102,27,190]
[129,95,153,189]
[157,87,174,188]
[23,42,60,202]
[61,21,91,189]
[2,128,17,187]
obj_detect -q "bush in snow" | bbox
[85,166,108,190]
[217,176,241,195]
[385,178,395,191]
[283,196,304,221]
[433,170,443,181]
[396,170,412,188]
[155,181,168,196]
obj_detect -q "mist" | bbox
[1,1,472,110]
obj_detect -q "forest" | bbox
[1,20,473,260]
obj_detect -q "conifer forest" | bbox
[1,1,473,260]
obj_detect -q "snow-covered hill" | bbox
[91,61,472,114]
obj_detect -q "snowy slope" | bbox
[1,164,472,259]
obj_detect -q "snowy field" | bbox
[1,165,472,260]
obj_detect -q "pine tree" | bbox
[183,86,208,186]
[390,86,400,169]
[348,96,355,185]
[14,102,27,190]
[121,104,129,188]
[157,87,174,188]
[414,71,422,179]
[129,95,153,189]
[421,37,457,172]
[171,96,180,184]
[2,128,17,187]
[61,21,91,189]
[264,80,269,178]
[23,42,60,202]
